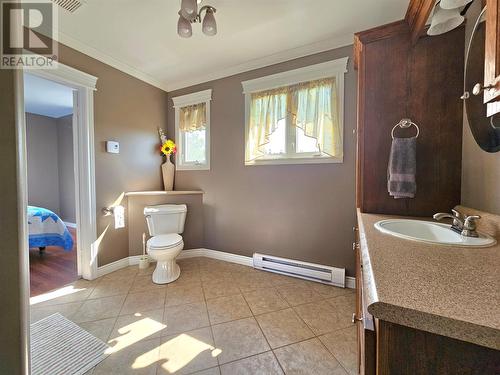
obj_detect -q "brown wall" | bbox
[25,113,76,222]
[26,113,61,214]
[57,115,76,223]
[26,113,76,222]
[461,1,500,215]
[56,43,169,266]
[167,46,358,276]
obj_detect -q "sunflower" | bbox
[161,139,177,156]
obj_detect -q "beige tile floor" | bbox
[30,257,357,375]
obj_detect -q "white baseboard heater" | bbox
[253,253,345,288]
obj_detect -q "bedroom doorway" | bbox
[24,73,79,296]
[20,62,98,299]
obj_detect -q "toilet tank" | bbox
[144,204,187,236]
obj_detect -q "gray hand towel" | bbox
[387,137,416,199]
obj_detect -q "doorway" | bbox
[24,73,79,296]
[21,62,98,292]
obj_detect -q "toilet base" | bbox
[152,259,180,284]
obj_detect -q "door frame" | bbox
[22,62,98,280]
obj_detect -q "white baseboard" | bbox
[178,248,206,259]
[98,248,356,289]
[199,249,254,267]
[96,257,130,278]
[345,276,356,289]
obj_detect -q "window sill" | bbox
[245,155,343,166]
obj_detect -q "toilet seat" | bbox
[147,233,183,250]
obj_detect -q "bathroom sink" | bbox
[374,219,496,247]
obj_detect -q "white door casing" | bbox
[26,62,98,280]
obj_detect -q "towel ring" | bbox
[391,118,420,139]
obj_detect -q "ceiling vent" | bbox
[51,0,86,13]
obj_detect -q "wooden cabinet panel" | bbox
[355,23,464,216]
[405,0,435,44]
[377,321,500,375]
[485,0,500,116]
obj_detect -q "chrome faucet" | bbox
[433,209,481,238]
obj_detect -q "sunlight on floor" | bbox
[30,285,86,306]
[137,333,221,373]
[107,315,166,354]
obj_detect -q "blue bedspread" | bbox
[28,206,74,251]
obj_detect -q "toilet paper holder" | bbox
[103,205,126,229]
[102,206,115,216]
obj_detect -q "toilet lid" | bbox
[147,234,182,250]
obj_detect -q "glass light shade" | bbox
[440,0,473,9]
[180,0,198,21]
[202,8,217,36]
[427,5,464,36]
[177,15,192,38]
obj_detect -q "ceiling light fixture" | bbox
[440,0,473,9]
[180,0,198,21]
[177,0,217,38]
[427,0,473,36]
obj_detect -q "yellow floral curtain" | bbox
[246,77,341,162]
[246,89,288,161]
[179,102,206,132]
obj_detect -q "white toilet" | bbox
[144,204,187,284]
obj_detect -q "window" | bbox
[173,89,211,170]
[242,58,348,165]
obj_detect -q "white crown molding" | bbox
[172,89,212,108]
[99,248,356,289]
[165,33,354,91]
[54,28,353,93]
[28,58,97,90]
[55,30,170,92]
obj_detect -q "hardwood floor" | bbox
[29,227,78,297]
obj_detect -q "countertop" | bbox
[357,209,500,350]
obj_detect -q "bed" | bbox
[28,206,74,252]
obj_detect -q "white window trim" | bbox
[241,57,348,166]
[173,89,212,171]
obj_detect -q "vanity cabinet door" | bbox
[485,0,500,116]
[354,229,376,375]
[354,236,363,375]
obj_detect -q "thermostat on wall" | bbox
[106,141,120,154]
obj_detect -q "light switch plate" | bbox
[106,141,119,154]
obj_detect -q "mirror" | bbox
[464,7,500,153]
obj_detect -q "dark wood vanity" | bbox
[354,212,500,375]
[353,1,500,373]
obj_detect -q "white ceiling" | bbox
[24,73,73,118]
[55,0,409,91]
